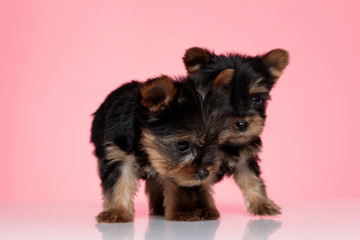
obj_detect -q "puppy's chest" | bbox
[136,163,158,179]
[220,144,261,171]
[133,150,158,179]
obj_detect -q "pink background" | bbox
[1,0,359,206]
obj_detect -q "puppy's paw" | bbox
[199,208,220,220]
[149,205,165,216]
[167,208,220,221]
[96,209,133,223]
[170,210,202,221]
[247,198,281,216]
[149,208,165,216]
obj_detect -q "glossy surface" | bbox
[1,200,359,240]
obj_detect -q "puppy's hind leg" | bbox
[96,142,139,223]
[234,156,281,216]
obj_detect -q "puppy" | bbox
[91,72,232,222]
[183,47,289,215]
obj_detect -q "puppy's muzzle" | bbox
[235,120,249,132]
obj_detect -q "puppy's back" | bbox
[91,81,141,159]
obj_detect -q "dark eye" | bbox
[176,141,189,151]
[252,96,263,107]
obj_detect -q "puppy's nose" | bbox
[235,120,249,132]
[197,169,209,180]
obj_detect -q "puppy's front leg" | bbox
[197,184,220,220]
[163,181,219,221]
[96,143,139,223]
[145,175,165,215]
[234,156,281,216]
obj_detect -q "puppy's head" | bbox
[183,47,289,145]
[140,73,232,186]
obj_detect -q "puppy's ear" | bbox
[262,49,289,82]
[183,47,212,74]
[140,76,177,113]
[213,69,234,91]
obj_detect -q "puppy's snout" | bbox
[197,169,209,180]
[235,120,249,132]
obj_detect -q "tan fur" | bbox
[198,185,219,218]
[262,49,289,82]
[96,208,133,223]
[104,142,127,163]
[219,116,265,145]
[213,69,234,89]
[140,76,177,112]
[163,180,178,220]
[249,78,269,95]
[168,161,220,187]
[163,181,219,221]
[145,175,165,215]
[233,152,281,216]
[97,144,140,223]
[104,156,139,211]
[141,129,171,176]
[245,116,265,137]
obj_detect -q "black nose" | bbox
[197,169,209,180]
[235,120,249,132]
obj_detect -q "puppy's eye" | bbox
[176,141,189,151]
[252,96,263,107]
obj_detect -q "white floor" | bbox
[0,200,359,240]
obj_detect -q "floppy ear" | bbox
[140,75,177,113]
[183,47,212,74]
[262,49,289,82]
[213,69,234,92]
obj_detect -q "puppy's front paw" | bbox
[167,208,220,221]
[247,198,281,216]
[168,210,202,221]
[96,209,133,223]
[149,205,165,216]
[199,208,220,220]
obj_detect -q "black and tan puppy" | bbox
[183,47,289,216]
[91,72,232,222]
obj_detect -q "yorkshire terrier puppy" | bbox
[91,72,233,222]
[183,47,289,216]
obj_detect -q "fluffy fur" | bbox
[91,72,233,222]
[183,47,289,216]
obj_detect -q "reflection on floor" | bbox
[97,217,281,240]
[0,200,359,240]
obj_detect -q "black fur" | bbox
[91,72,232,222]
[184,47,287,178]
[91,81,142,158]
[183,47,288,216]
[91,81,145,195]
